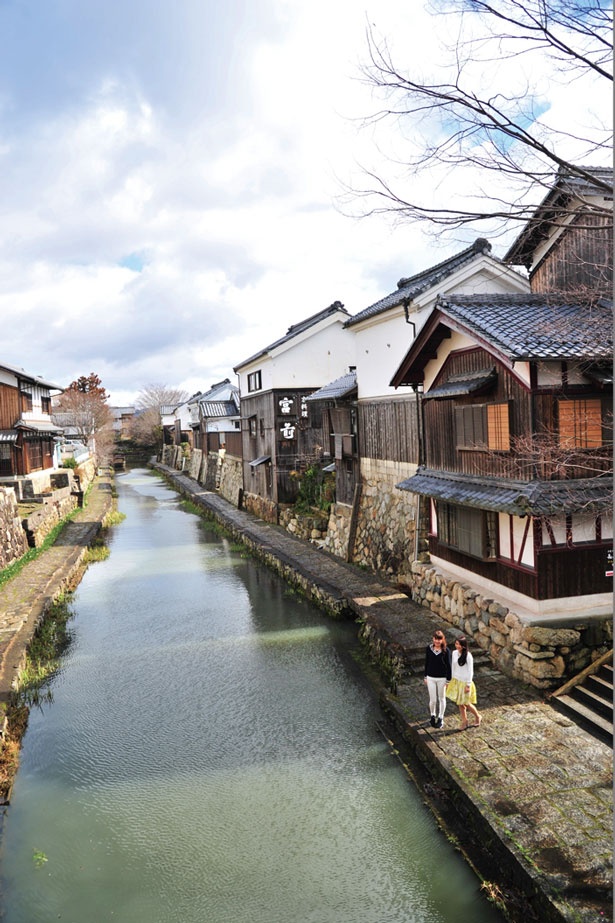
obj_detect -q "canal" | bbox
[0,469,504,922]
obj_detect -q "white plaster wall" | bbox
[513,515,535,567]
[353,309,417,400]
[353,258,529,401]
[498,512,511,558]
[236,316,355,394]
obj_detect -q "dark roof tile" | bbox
[438,293,613,361]
[345,238,494,327]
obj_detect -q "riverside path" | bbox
[0,465,611,923]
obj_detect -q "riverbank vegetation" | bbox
[0,595,75,802]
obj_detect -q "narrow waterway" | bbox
[0,470,504,923]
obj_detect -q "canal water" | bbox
[0,469,504,923]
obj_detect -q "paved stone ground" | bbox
[0,466,611,923]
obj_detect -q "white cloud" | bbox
[0,0,609,404]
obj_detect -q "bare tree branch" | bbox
[344,0,612,233]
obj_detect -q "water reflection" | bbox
[0,469,503,923]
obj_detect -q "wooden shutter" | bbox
[487,403,510,451]
[559,399,602,448]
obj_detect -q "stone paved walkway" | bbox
[0,466,611,923]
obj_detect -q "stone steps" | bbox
[550,659,613,745]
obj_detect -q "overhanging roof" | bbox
[249,455,271,467]
[305,371,357,402]
[0,431,18,443]
[397,467,612,516]
[505,166,613,268]
[15,419,64,436]
[390,294,613,388]
[425,368,496,400]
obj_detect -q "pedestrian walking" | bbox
[424,629,451,729]
[447,636,482,730]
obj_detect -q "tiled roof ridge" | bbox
[345,238,497,328]
[439,292,612,305]
[395,237,492,290]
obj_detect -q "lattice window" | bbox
[558,398,602,448]
[455,402,510,450]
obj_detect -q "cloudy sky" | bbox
[0,0,610,405]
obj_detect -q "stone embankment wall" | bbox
[0,488,29,569]
[324,459,419,578]
[22,487,78,548]
[160,445,244,510]
[217,455,242,507]
[278,506,329,543]
[403,561,612,690]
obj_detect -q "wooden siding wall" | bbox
[358,397,419,464]
[0,383,19,429]
[531,213,613,296]
[425,349,612,479]
[424,349,530,477]
[532,391,612,478]
[240,390,325,504]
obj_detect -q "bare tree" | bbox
[53,372,114,462]
[347,0,612,234]
[130,383,189,448]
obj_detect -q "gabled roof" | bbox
[505,165,613,268]
[345,238,496,327]
[391,293,613,387]
[199,400,239,418]
[197,378,237,401]
[234,301,348,370]
[0,360,63,391]
[304,370,357,402]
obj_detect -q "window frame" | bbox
[455,401,510,451]
[436,501,498,560]
[247,370,262,393]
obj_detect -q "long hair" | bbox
[457,636,468,667]
[433,629,447,651]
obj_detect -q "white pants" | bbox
[426,676,447,719]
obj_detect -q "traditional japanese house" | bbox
[504,165,613,296]
[195,379,241,457]
[0,361,64,496]
[391,293,613,620]
[233,302,355,521]
[313,239,529,571]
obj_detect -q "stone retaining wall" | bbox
[0,488,29,569]
[217,454,243,507]
[323,459,419,579]
[404,561,612,689]
[279,506,329,543]
[22,489,79,548]
[241,491,278,523]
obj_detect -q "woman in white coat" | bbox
[446,636,482,730]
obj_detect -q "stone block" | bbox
[522,626,581,647]
[489,617,509,635]
[513,644,555,661]
[490,630,508,647]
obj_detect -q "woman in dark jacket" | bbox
[424,629,451,729]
